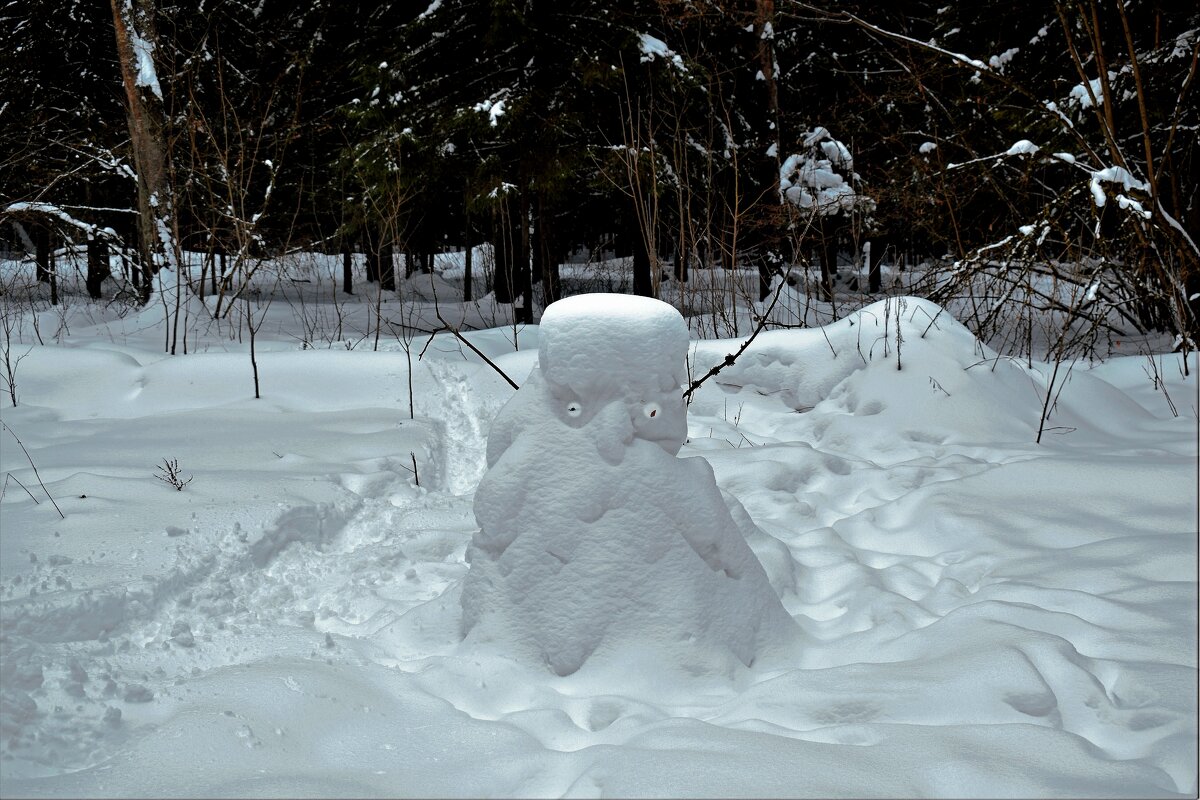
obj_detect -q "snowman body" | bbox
[461,294,793,676]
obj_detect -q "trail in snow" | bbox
[421,360,492,496]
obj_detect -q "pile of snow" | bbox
[462,294,795,676]
[702,297,1048,444]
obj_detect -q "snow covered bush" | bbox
[780,127,877,299]
[779,127,873,220]
[835,7,1199,359]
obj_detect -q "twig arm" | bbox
[683,277,787,400]
[426,311,520,391]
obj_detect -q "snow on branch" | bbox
[1004,139,1039,157]
[638,33,687,73]
[5,202,100,236]
[1087,166,1149,210]
[417,0,442,21]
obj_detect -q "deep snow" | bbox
[0,258,1196,798]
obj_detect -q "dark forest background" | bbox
[2,0,1196,345]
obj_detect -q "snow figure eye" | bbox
[565,401,583,418]
[643,402,661,419]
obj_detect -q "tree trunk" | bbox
[380,240,396,291]
[533,194,561,308]
[49,243,58,306]
[493,197,526,306]
[342,246,353,294]
[631,200,653,298]
[197,252,207,301]
[674,228,689,283]
[110,0,176,305]
[757,262,773,302]
[867,236,886,294]
[463,209,473,303]
[491,214,508,301]
[818,215,841,303]
[517,190,533,323]
[34,225,50,284]
[363,229,379,282]
[124,215,140,292]
[755,0,782,302]
[87,236,111,299]
[138,223,155,303]
[208,217,221,295]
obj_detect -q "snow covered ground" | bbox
[0,254,1196,798]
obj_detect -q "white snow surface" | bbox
[417,0,441,20]
[1089,165,1150,209]
[1069,75,1108,109]
[0,275,1196,798]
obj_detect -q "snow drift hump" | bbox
[461,294,796,676]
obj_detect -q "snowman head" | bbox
[538,294,690,455]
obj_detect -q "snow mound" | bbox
[693,296,1158,454]
[462,295,795,676]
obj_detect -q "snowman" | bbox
[461,293,795,676]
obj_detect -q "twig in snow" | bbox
[154,457,193,491]
[1,421,64,518]
[420,310,519,390]
[397,451,421,487]
[2,472,41,504]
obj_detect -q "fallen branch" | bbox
[2,472,40,504]
[1,421,64,519]
[420,310,519,390]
